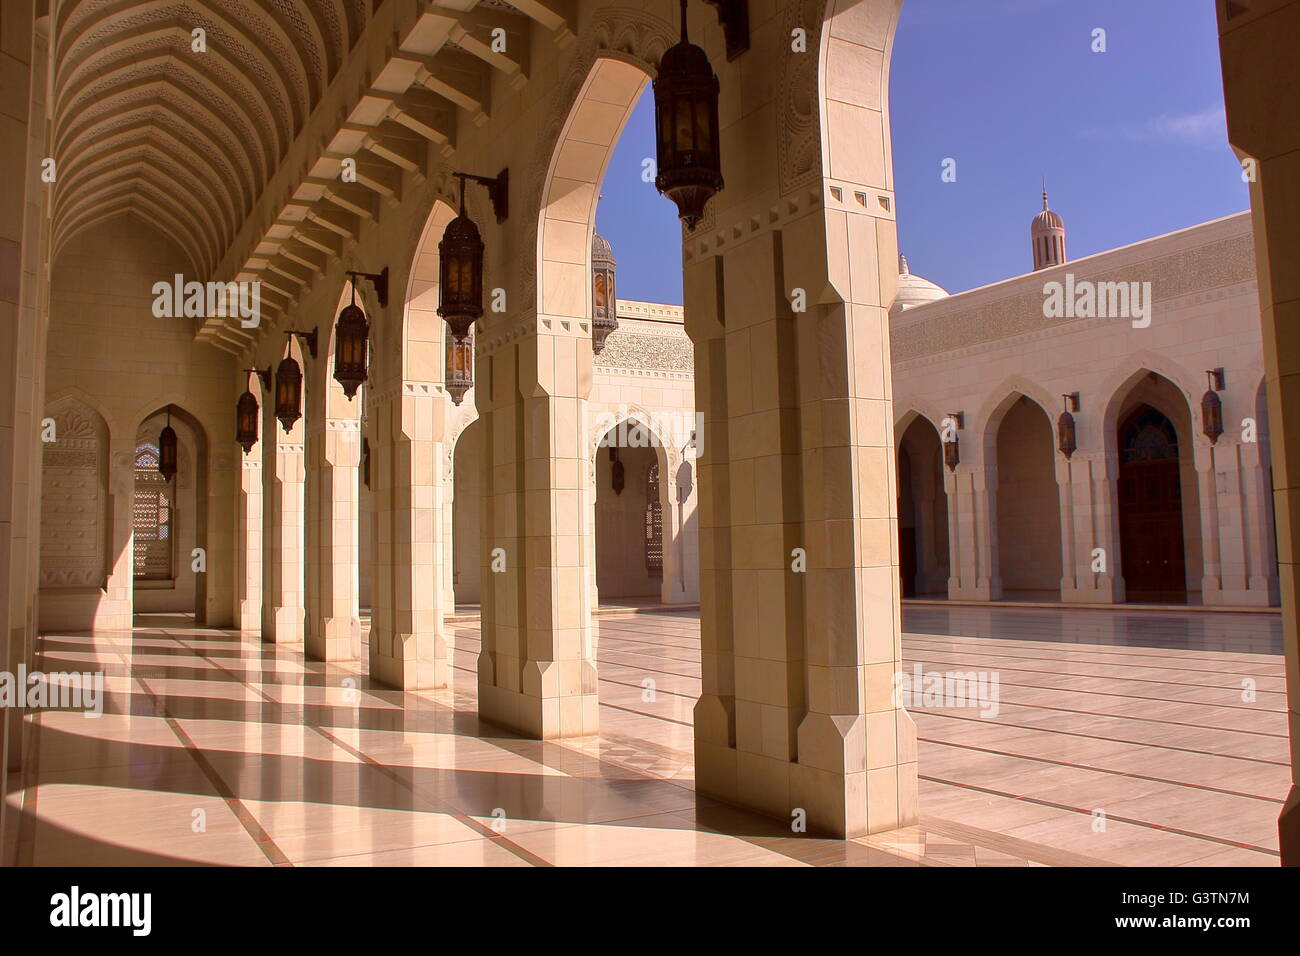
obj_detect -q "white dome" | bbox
[891,254,948,315]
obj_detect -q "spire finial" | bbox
[898,252,909,275]
[1042,177,1049,211]
[680,0,688,42]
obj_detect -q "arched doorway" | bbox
[1108,371,1202,603]
[993,395,1062,600]
[1118,404,1188,601]
[133,405,208,617]
[896,414,949,597]
[594,420,666,603]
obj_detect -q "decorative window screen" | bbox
[645,462,663,579]
[133,443,174,580]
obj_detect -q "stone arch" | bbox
[987,392,1063,599]
[1094,354,1202,452]
[896,411,949,597]
[132,403,210,618]
[593,415,674,603]
[536,56,651,328]
[452,416,486,606]
[1104,369,1204,602]
[401,195,460,391]
[976,377,1061,465]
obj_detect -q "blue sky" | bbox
[597,0,1247,303]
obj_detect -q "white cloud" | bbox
[1080,105,1229,150]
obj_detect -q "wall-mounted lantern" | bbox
[446,335,473,406]
[942,411,963,472]
[653,0,725,229]
[236,366,270,454]
[591,232,619,353]
[275,328,317,432]
[1058,392,1080,459]
[334,269,386,400]
[158,405,178,482]
[438,170,508,344]
[1202,367,1225,444]
[610,446,625,495]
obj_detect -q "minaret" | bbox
[1031,184,1066,271]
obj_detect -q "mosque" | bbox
[4,0,1298,865]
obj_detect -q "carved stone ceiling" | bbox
[51,0,373,276]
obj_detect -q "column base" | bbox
[477,658,599,738]
[306,616,361,662]
[1280,784,1300,866]
[264,605,304,643]
[237,599,261,632]
[693,707,919,838]
[369,627,450,690]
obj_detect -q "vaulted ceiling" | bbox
[51,0,375,276]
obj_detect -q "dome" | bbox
[1032,203,1065,233]
[592,231,616,266]
[891,254,949,316]
[1031,186,1066,270]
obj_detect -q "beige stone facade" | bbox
[892,212,1279,608]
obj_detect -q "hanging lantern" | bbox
[653,0,725,229]
[610,446,625,495]
[333,283,369,400]
[158,408,178,482]
[275,353,303,432]
[942,412,962,472]
[1202,368,1224,444]
[236,389,259,453]
[591,232,619,353]
[446,334,473,406]
[1057,393,1078,459]
[438,176,485,343]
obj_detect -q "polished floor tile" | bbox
[7,605,1285,866]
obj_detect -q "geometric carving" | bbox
[594,329,695,373]
[780,0,826,197]
[40,400,108,589]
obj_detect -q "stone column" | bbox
[946,467,995,600]
[1239,433,1279,603]
[1059,453,1122,603]
[679,193,917,836]
[367,380,450,689]
[1196,443,1225,602]
[305,418,361,660]
[262,404,305,643]
[236,451,263,631]
[477,329,597,736]
[1217,0,1300,861]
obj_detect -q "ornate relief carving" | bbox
[780,0,826,197]
[594,329,695,373]
[40,404,107,589]
[892,233,1258,363]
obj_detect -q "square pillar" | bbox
[367,381,450,689]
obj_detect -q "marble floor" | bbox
[3,605,1287,866]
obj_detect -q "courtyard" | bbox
[8,606,1284,867]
